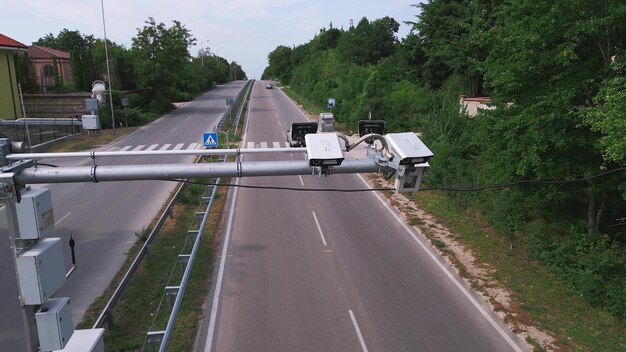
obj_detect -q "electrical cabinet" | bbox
[54,329,105,352]
[81,115,100,130]
[17,238,66,305]
[16,188,55,239]
[35,297,73,351]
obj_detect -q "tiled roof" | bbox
[28,45,71,59]
[461,96,490,102]
[0,34,28,50]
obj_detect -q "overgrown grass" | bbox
[79,179,226,351]
[45,127,139,153]
[411,191,626,351]
[280,85,322,115]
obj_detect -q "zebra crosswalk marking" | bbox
[106,141,299,152]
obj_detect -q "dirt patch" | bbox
[366,174,558,351]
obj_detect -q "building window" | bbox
[43,64,54,77]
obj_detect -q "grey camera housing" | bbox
[305,132,344,167]
[386,132,434,165]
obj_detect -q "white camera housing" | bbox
[305,132,344,167]
[386,132,433,165]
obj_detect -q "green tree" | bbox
[338,17,399,66]
[480,0,626,235]
[131,17,196,103]
[410,0,494,95]
[263,45,293,82]
[584,53,626,166]
[14,53,38,93]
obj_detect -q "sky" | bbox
[0,0,420,79]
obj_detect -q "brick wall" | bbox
[22,93,91,118]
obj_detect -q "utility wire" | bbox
[166,179,395,192]
[166,167,625,193]
[420,167,626,192]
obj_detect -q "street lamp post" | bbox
[200,39,210,67]
[100,0,116,135]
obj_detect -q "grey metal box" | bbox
[17,238,66,305]
[35,297,74,351]
[81,115,100,130]
[16,188,55,239]
[54,329,105,352]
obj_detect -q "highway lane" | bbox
[0,81,246,351]
[201,81,527,351]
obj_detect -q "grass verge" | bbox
[45,127,139,153]
[78,177,226,351]
[410,191,626,351]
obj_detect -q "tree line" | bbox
[15,18,246,125]
[263,1,626,323]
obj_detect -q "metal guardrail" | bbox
[92,180,185,329]
[233,81,253,131]
[92,81,250,330]
[0,117,83,126]
[216,80,253,132]
[0,117,82,151]
[147,80,253,351]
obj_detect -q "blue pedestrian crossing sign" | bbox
[203,132,218,147]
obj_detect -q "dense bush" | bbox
[528,225,626,321]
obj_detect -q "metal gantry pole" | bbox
[5,203,39,352]
[14,159,382,184]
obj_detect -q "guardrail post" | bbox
[165,286,180,312]
[105,308,115,330]
[187,230,198,246]
[177,255,190,277]
[147,331,165,352]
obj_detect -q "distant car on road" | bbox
[266,83,273,89]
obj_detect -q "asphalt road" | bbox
[0,81,246,351]
[198,81,528,351]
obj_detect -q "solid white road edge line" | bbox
[204,81,256,352]
[298,175,304,186]
[311,211,328,246]
[203,179,239,352]
[356,175,525,352]
[349,310,369,352]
